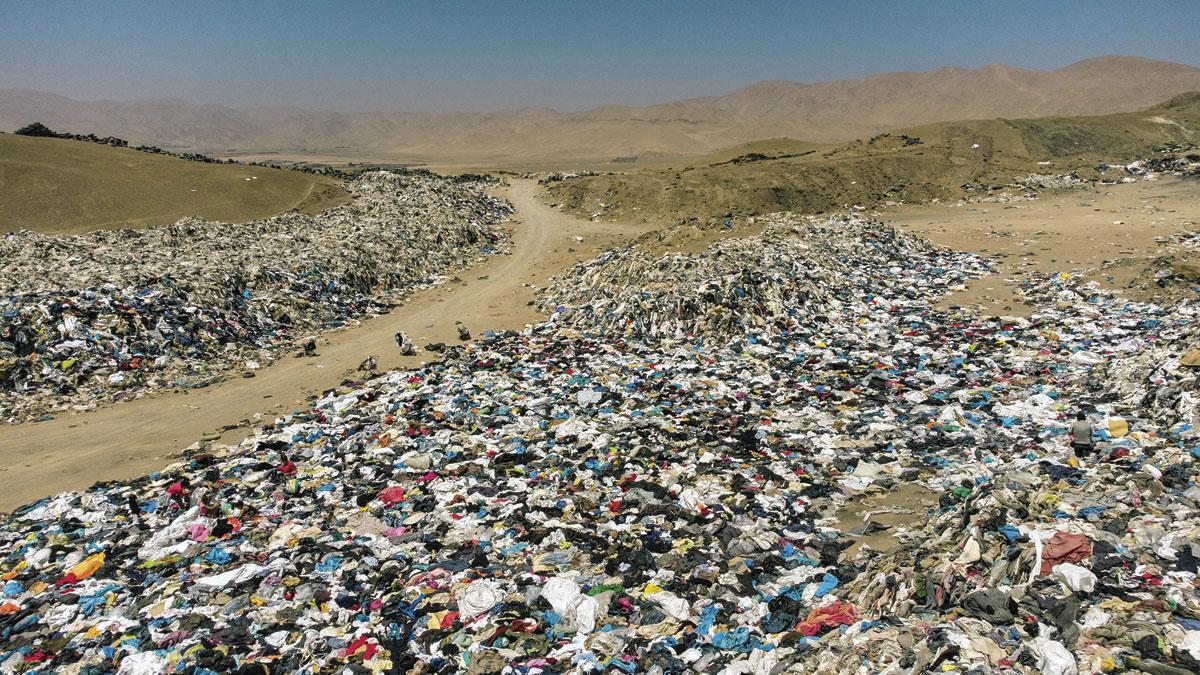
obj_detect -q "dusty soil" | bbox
[0,135,348,233]
[885,177,1200,315]
[0,180,654,511]
[542,94,1200,229]
[832,482,938,556]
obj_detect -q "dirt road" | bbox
[0,180,648,511]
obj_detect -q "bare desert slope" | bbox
[3,56,1199,166]
[544,92,1200,224]
[0,134,348,233]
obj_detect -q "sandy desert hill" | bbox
[3,56,1199,167]
[0,133,348,233]
[544,91,1200,224]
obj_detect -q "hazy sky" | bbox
[2,1,1198,113]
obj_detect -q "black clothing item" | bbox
[961,589,1015,623]
[13,326,35,357]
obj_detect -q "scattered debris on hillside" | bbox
[1115,230,1200,305]
[536,171,605,185]
[963,152,1198,197]
[545,134,1198,225]
[13,121,237,164]
[1013,172,1086,191]
[0,172,512,422]
[1117,154,1200,178]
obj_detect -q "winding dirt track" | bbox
[0,180,646,511]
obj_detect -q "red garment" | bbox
[377,486,406,506]
[343,635,379,660]
[1040,531,1092,575]
[796,600,859,636]
[277,461,297,476]
[54,573,79,587]
[166,482,185,497]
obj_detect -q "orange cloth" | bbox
[55,552,105,586]
[796,600,859,636]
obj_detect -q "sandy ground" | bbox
[0,181,653,512]
[833,482,937,557]
[885,177,1200,316]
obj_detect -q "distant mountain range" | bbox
[3,56,1199,166]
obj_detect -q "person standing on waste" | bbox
[1070,411,1095,461]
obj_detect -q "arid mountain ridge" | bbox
[2,56,1199,166]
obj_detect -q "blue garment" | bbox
[712,628,752,652]
[696,604,719,637]
[315,555,342,573]
[997,525,1022,543]
[813,573,839,598]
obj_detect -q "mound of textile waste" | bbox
[5,227,1200,672]
[539,214,990,339]
[0,172,512,422]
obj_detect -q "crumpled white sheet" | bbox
[648,590,691,621]
[195,564,265,589]
[117,651,168,675]
[1033,636,1078,675]
[1053,562,1097,592]
[458,580,504,618]
[542,576,598,634]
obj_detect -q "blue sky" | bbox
[1,0,1197,112]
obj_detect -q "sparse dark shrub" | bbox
[13,122,59,137]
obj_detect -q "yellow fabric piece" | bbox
[67,553,105,581]
[1108,417,1129,438]
[427,610,449,629]
[1096,598,1139,612]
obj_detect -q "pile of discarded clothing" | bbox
[535,171,603,186]
[539,214,991,339]
[1122,155,1200,179]
[1014,172,1085,191]
[5,209,1200,673]
[0,172,512,422]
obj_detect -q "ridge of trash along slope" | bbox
[539,213,992,340]
[6,226,1200,671]
[0,171,513,423]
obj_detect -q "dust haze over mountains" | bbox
[3,55,1199,167]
